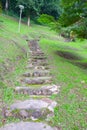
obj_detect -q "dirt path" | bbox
[0,40,60,130]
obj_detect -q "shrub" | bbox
[53,18,87,39]
[37,14,55,26]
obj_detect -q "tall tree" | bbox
[5,0,9,11]
[16,0,43,26]
[40,0,61,19]
[59,0,87,26]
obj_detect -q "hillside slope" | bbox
[0,14,87,130]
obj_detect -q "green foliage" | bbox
[40,0,61,19]
[52,0,87,39]
[16,0,43,16]
[38,14,55,26]
[0,2,2,14]
[69,18,87,38]
[55,18,87,39]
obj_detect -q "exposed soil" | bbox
[56,50,81,60]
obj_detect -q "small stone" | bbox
[81,80,85,84]
[19,110,29,118]
[23,72,31,77]
[35,66,45,70]
[32,110,42,118]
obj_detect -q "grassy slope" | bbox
[40,39,87,130]
[0,14,58,125]
[0,14,87,129]
[0,14,29,125]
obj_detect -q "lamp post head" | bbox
[19,5,24,10]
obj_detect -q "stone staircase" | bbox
[0,40,60,130]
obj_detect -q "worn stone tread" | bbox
[6,99,57,119]
[21,77,52,85]
[15,84,60,95]
[26,65,49,70]
[10,99,57,111]
[23,70,50,77]
[0,122,57,130]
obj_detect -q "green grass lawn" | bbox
[0,14,87,130]
[40,38,87,130]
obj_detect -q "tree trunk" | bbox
[27,16,30,26]
[5,0,8,12]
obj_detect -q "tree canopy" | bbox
[1,0,87,38]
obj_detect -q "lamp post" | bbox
[18,5,24,33]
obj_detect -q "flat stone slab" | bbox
[29,51,44,55]
[26,64,49,70]
[31,54,45,57]
[29,56,47,59]
[21,77,52,85]
[10,99,57,111]
[6,99,57,119]
[23,70,50,77]
[15,84,60,95]
[0,122,57,130]
[30,60,48,64]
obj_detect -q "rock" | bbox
[23,70,50,77]
[35,66,45,70]
[6,99,57,119]
[0,122,57,130]
[81,80,85,84]
[23,72,31,77]
[15,84,60,95]
[21,77,52,85]
[30,52,44,55]
[10,99,56,111]
[31,59,47,63]
[19,110,29,118]
[27,62,49,66]
[33,70,50,77]
[30,56,47,60]
[26,65,49,70]
[15,87,30,94]
[15,86,51,95]
[42,84,60,94]
[32,110,42,118]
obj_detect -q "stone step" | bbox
[26,65,49,70]
[28,61,49,66]
[30,57,47,60]
[15,85,60,95]
[31,53,45,56]
[29,48,41,52]
[23,70,50,77]
[21,77,52,85]
[29,51,44,55]
[0,122,57,130]
[6,99,57,120]
[30,59,48,63]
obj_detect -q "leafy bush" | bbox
[62,18,87,39]
[37,14,55,26]
[53,18,87,39]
